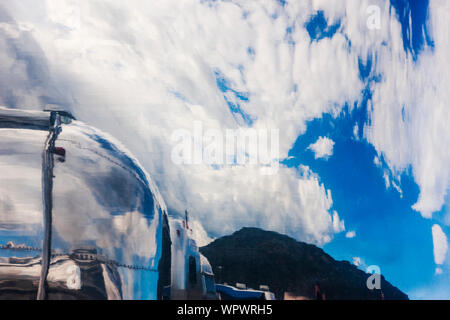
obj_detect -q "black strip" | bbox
[0,300,446,317]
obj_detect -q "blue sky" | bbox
[284,103,444,298]
[212,0,449,298]
[283,0,449,298]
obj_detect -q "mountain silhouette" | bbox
[200,227,408,300]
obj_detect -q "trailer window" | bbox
[188,256,197,285]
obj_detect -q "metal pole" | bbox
[37,113,61,300]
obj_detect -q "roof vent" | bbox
[43,104,76,120]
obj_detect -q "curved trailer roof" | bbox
[0,106,168,299]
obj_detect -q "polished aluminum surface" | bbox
[0,108,167,299]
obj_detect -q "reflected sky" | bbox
[0,117,166,299]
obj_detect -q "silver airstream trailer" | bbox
[168,217,217,300]
[0,106,171,300]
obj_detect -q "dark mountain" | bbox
[200,227,408,300]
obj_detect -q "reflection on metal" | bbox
[0,242,41,252]
[0,106,170,300]
[38,111,62,300]
[0,107,51,130]
[0,252,124,299]
[168,218,218,300]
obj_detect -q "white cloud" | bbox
[374,156,381,168]
[353,123,359,140]
[435,267,443,275]
[392,179,403,198]
[189,219,214,247]
[346,230,356,238]
[432,224,448,265]
[166,164,344,245]
[352,256,362,267]
[383,171,390,189]
[0,0,355,245]
[0,0,448,244]
[362,0,450,219]
[308,137,335,160]
[332,210,345,233]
